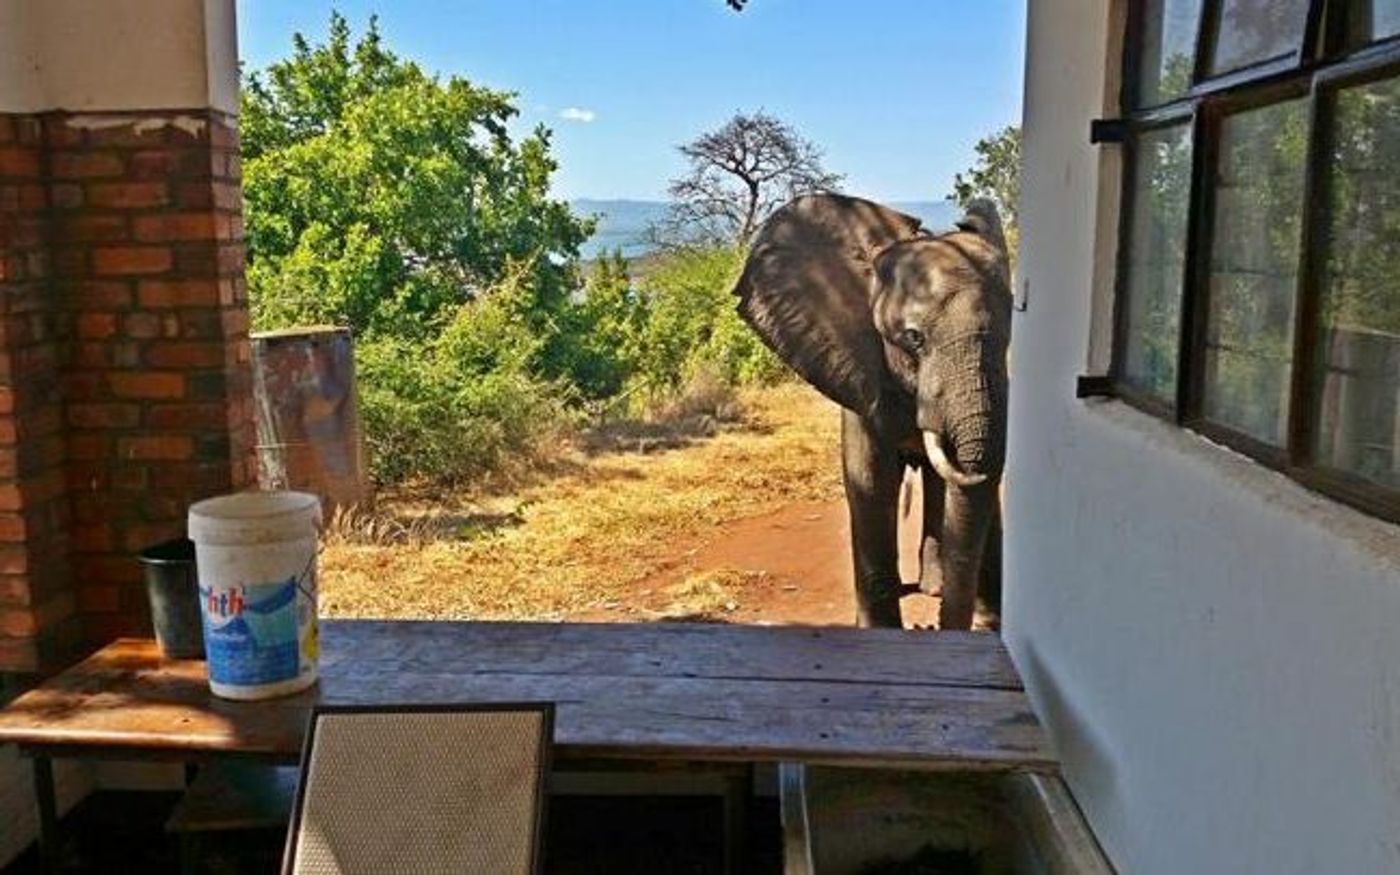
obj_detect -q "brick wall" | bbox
[0,116,77,671]
[0,110,253,672]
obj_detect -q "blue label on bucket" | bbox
[200,578,300,687]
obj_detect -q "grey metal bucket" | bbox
[138,538,205,659]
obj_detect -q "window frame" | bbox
[1112,0,1400,523]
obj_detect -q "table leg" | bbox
[32,755,60,873]
[179,833,199,875]
[722,769,749,875]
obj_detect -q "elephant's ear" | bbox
[733,194,925,417]
[954,198,1011,284]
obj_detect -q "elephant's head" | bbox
[732,194,1012,485]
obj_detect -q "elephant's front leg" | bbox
[977,491,1003,625]
[841,409,904,628]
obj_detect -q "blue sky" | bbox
[237,1,1026,202]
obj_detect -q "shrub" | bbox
[355,278,577,486]
[626,245,786,406]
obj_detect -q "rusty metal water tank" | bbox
[250,326,368,510]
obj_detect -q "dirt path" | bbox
[568,493,943,629]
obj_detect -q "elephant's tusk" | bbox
[922,431,987,488]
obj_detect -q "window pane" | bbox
[1138,0,1204,106]
[1208,0,1310,75]
[1201,99,1309,445]
[1121,123,1194,403]
[1314,76,1400,490]
[1346,0,1400,46]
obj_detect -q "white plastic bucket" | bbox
[188,491,322,700]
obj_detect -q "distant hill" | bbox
[571,198,961,261]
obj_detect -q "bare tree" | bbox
[659,112,842,247]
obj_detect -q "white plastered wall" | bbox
[0,1,238,864]
[0,0,238,114]
[1007,1,1400,872]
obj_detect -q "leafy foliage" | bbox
[356,271,578,486]
[628,246,786,399]
[568,246,787,413]
[951,125,1021,256]
[243,12,592,341]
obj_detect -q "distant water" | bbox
[571,198,962,261]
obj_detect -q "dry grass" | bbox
[319,383,842,620]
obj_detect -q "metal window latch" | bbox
[1089,118,1127,144]
[1075,375,1115,399]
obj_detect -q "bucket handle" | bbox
[277,505,323,602]
[293,539,323,602]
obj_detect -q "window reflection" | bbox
[1139,0,1204,106]
[1346,0,1400,46]
[1208,0,1310,75]
[1314,76,1400,489]
[1122,124,1194,403]
[1202,99,1309,445]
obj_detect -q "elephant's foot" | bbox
[855,579,904,629]
[938,581,976,631]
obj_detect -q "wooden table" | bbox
[0,620,1054,865]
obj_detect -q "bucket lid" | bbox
[188,491,322,546]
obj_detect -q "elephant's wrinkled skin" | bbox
[733,194,1010,629]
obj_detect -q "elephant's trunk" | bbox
[917,331,1007,631]
[922,431,986,488]
[935,333,1007,479]
[939,480,997,630]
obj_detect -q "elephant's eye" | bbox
[897,328,926,353]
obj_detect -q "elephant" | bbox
[732,194,1010,630]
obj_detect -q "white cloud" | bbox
[559,107,597,123]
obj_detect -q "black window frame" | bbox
[1112,0,1400,523]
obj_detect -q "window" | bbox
[1201,98,1308,446]
[1205,0,1312,76]
[1115,0,1400,521]
[1121,124,1193,404]
[1137,0,1205,106]
[1312,76,1400,489]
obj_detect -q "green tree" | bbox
[242,13,595,484]
[951,125,1021,255]
[242,12,592,341]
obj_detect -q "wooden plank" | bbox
[320,672,1050,770]
[0,623,1052,772]
[318,621,1025,691]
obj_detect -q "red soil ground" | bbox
[570,495,948,629]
